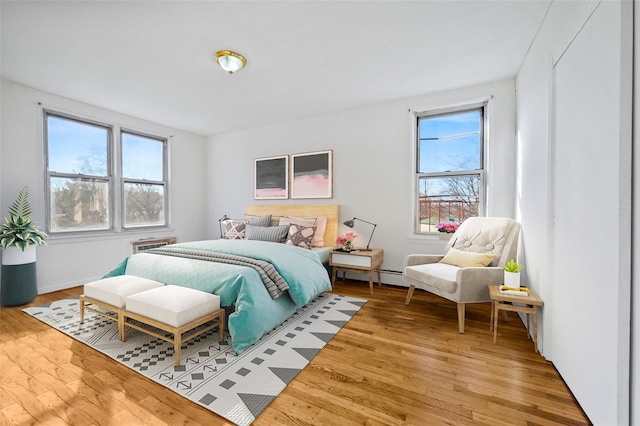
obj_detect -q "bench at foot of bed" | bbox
[123,285,225,367]
[80,275,165,341]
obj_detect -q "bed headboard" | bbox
[244,204,340,248]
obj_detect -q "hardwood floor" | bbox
[0,280,590,425]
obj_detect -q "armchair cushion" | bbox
[439,248,495,268]
[404,263,458,293]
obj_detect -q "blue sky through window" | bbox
[418,110,481,173]
[47,116,108,175]
[122,132,164,181]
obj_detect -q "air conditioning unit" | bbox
[132,237,177,253]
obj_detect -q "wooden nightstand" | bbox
[329,248,383,294]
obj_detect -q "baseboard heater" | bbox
[132,237,177,253]
[381,269,402,276]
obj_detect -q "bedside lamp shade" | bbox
[344,217,377,251]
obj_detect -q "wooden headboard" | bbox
[245,204,340,247]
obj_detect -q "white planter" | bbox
[504,271,520,288]
[2,245,36,265]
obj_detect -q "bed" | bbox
[102,204,340,354]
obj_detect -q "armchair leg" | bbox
[457,303,465,334]
[405,285,416,305]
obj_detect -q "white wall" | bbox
[0,79,208,293]
[207,78,516,286]
[516,1,632,423]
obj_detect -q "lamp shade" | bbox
[214,50,247,74]
[343,217,377,250]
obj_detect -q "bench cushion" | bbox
[84,275,165,308]
[125,285,221,328]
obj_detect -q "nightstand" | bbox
[329,248,383,294]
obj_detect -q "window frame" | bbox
[43,109,170,236]
[119,128,169,230]
[413,101,488,235]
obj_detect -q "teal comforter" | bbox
[103,239,332,353]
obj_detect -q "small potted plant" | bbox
[503,259,523,288]
[0,186,47,306]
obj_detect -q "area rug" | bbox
[24,293,366,425]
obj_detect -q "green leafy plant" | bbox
[0,186,47,251]
[504,259,523,273]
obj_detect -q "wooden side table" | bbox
[488,285,544,353]
[329,248,383,294]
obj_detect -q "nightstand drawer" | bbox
[331,253,372,268]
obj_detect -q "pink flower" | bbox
[336,231,358,244]
[436,221,461,233]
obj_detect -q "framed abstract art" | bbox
[254,155,288,199]
[290,150,333,199]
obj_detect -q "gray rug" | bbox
[24,292,366,425]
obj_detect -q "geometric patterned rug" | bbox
[23,293,366,425]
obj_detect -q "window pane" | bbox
[122,132,164,180]
[50,177,110,232]
[418,110,481,173]
[47,116,108,175]
[124,183,165,227]
[417,175,479,232]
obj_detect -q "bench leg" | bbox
[174,332,182,367]
[79,296,85,323]
[219,311,225,342]
[118,311,126,342]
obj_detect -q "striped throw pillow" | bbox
[245,224,289,243]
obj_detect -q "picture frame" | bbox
[254,155,288,199]
[290,149,333,199]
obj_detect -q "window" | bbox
[44,110,168,234]
[415,104,485,234]
[121,131,167,228]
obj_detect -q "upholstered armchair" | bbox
[403,217,521,333]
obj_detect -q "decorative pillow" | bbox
[225,220,247,239]
[286,224,317,249]
[310,215,328,247]
[439,248,495,268]
[245,214,272,227]
[245,224,289,243]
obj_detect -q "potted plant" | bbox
[503,259,523,288]
[0,186,47,306]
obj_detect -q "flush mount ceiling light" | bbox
[214,50,247,74]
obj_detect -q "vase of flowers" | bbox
[436,219,461,240]
[336,231,357,251]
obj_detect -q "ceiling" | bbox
[1,1,551,137]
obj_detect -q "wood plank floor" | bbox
[0,280,591,425]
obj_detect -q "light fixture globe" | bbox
[214,50,247,74]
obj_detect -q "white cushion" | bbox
[405,263,459,293]
[125,285,221,328]
[84,275,165,308]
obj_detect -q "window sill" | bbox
[46,228,176,245]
